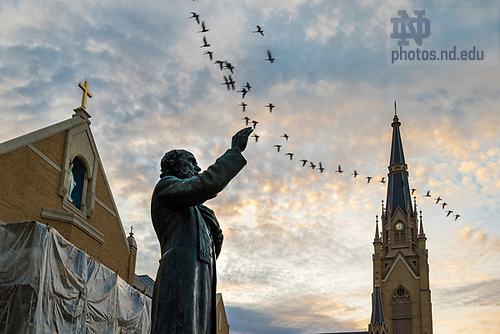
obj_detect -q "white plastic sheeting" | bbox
[0,221,151,334]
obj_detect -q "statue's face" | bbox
[176,150,201,179]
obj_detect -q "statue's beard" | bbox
[177,168,199,179]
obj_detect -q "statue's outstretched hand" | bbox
[231,127,253,153]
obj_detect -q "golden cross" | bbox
[78,80,93,109]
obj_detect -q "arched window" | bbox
[69,157,86,210]
[392,287,412,333]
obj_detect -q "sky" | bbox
[0,0,499,333]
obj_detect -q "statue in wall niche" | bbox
[67,161,76,202]
[150,127,253,334]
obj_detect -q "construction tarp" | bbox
[0,221,151,334]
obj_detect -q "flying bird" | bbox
[252,134,259,142]
[366,176,373,183]
[198,21,209,33]
[424,190,431,197]
[286,153,294,161]
[253,25,264,36]
[300,159,308,167]
[251,120,258,129]
[203,51,213,60]
[266,103,275,113]
[379,177,385,183]
[189,12,200,24]
[441,202,447,209]
[318,162,325,173]
[352,170,358,178]
[281,134,289,141]
[200,36,210,48]
[245,82,251,91]
[224,61,234,73]
[265,50,275,63]
[242,117,250,126]
[435,197,442,204]
[309,162,316,169]
[335,165,343,173]
[214,60,225,70]
[274,145,282,152]
[238,88,248,99]
[446,210,453,217]
[411,188,416,195]
[222,75,235,90]
[454,214,461,221]
[239,102,247,112]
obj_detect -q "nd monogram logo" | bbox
[391,10,430,46]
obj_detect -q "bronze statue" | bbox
[151,127,253,334]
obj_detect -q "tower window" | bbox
[392,287,412,334]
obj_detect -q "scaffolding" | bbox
[0,221,151,334]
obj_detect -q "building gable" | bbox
[0,114,134,284]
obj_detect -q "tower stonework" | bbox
[371,112,433,334]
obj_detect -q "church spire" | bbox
[368,280,388,334]
[386,102,413,217]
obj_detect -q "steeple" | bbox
[386,101,413,217]
[368,280,388,334]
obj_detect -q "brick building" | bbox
[0,83,137,285]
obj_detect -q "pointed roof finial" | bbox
[374,215,381,241]
[394,100,397,115]
[418,210,425,236]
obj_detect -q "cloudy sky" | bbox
[1,0,499,333]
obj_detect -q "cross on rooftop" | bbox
[78,80,93,110]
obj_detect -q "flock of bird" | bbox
[188,9,461,222]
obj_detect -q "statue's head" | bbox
[160,149,201,179]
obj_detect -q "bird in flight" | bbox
[189,12,200,24]
[204,51,213,60]
[274,145,282,152]
[352,170,358,178]
[285,153,294,161]
[265,50,275,63]
[222,75,235,91]
[251,120,258,129]
[441,202,447,209]
[224,61,234,73]
[198,21,209,33]
[366,176,373,183]
[200,36,210,48]
[242,117,250,126]
[424,190,431,197]
[300,159,308,167]
[281,134,289,141]
[266,103,275,113]
[252,134,259,142]
[379,177,385,183]
[214,60,225,70]
[454,214,461,221]
[318,162,325,173]
[435,197,442,204]
[245,82,251,92]
[239,102,247,112]
[238,88,248,99]
[446,210,453,217]
[411,188,416,195]
[253,25,264,36]
[309,162,316,169]
[335,165,343,173]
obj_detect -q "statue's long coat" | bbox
[151,149,246,334]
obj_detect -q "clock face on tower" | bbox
[395,222,405,230]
